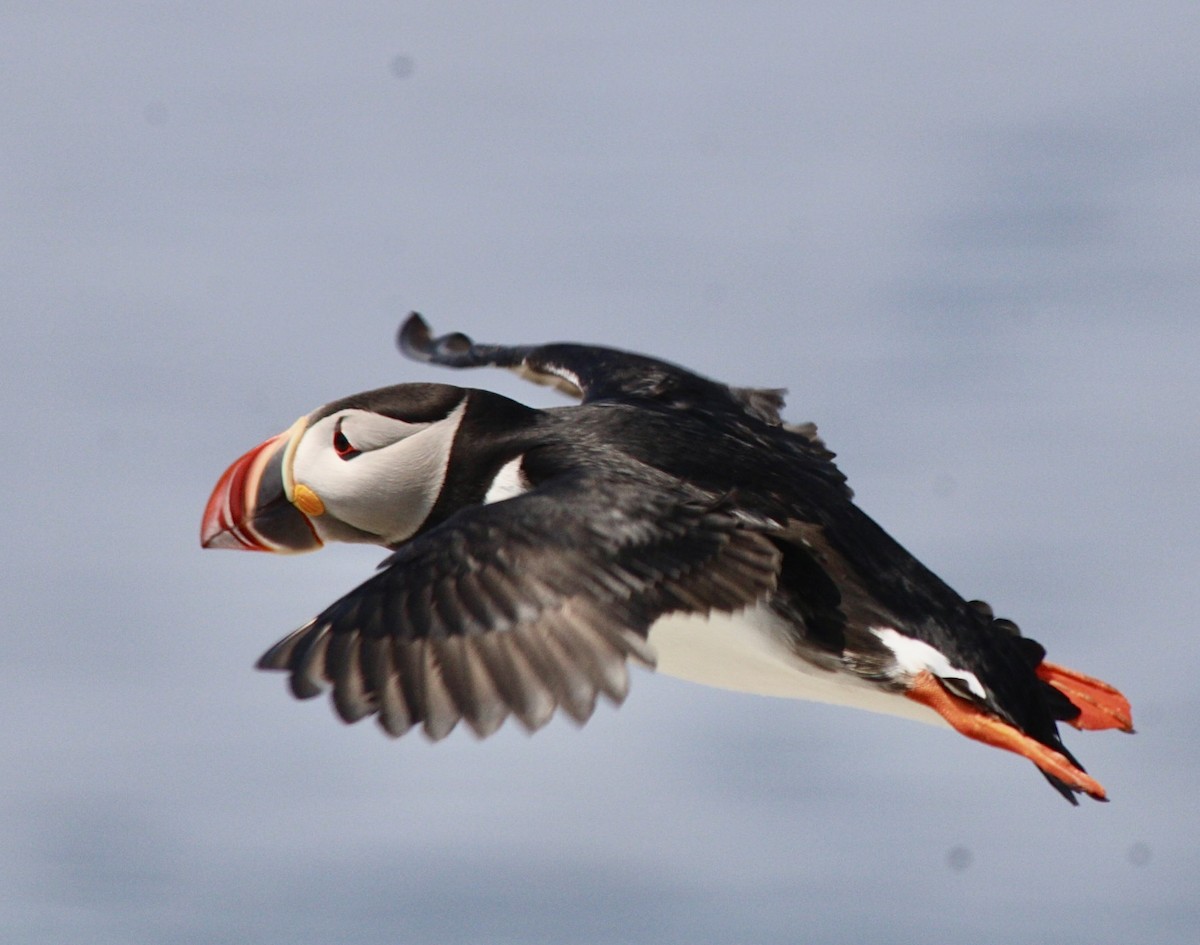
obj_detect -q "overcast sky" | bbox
[3,3,1198,943]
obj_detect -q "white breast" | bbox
[646,603,947,727]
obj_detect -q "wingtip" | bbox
[397,312,434,361]
[397,312,480,366]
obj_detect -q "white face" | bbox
[288,400,467,546]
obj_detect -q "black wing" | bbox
[398,312,791,425]
[258,468,780,740]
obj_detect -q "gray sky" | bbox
[3,3,1198,943]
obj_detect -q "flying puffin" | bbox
[201,314,1132,803]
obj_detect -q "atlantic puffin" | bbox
[201,313,1132,803]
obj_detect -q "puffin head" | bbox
[201,383,469,552]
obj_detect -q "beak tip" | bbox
[200,527,237,550]
[200,505,230,550]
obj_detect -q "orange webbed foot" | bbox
[1036,661,1134,733]
[905,670,1108,801]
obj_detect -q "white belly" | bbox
[646,602,947,727]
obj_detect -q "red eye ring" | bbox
[333,420,360,460]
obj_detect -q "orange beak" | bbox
[201,423,322,553]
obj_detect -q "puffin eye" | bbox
[332,419,361,460]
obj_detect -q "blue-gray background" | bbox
[3,3,1197,943]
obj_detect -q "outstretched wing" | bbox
[398,312,791,425]
[258,468,781,740]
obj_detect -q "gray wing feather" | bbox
[257,471,780,741]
